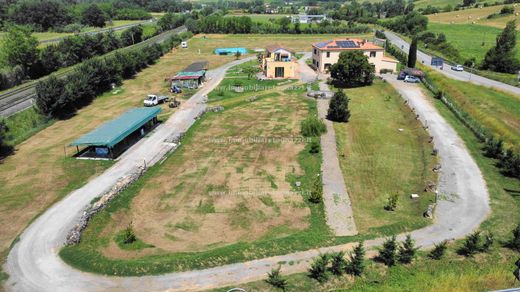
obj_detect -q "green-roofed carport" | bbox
[71,107,161,159]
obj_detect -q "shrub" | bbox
[458,231,482,257]
[429,240,448,260]
[398,235,419,264]
[122,224,136,244]
[329,251,347,275]
[327,90,351,122]
[347,241,365,276]
[300,116,326,137]
[384,194,399,211]
[265,266,287,290]
[309,175,323,204]
[309,140,320,154]
[308,254,330,282]
[481,232,494,252]
[506,224,520,252]
[376,236,398,266]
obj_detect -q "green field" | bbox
[427,23,520,63]
[424,67,520,152]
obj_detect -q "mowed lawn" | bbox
[335,81,437,234]
[0,33,364,271]
[425,68,520,151]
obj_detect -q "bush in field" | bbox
[300,116,326,137]
[481,232,494,252]
[308,254,330,283]
[347,242,365,276]
[309,140,320,154]
[309,175,323,204]
[265,266,287,290]
[376,236,398,266]
[506,224,520,252]
[384,193,399,211]
[327,90,351,122]
[0,120,13,158]
[429,240,448,260]
[398,235,419,264]
[122,224,136,244]
[329,251,347,275]
[458,231,482,257]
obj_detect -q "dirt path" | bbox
[4,64,490,292]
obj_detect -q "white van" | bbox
[181,41,188,48]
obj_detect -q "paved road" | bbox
[4,64,490,291]
[298,53,357,236]
[0,26,187,118]
[384,30,520,96]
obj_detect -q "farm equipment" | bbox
[169,97,181,108]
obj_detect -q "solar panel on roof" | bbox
[336,40,359,48]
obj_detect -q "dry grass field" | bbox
[0,32,363,268]
[427,5,520,28]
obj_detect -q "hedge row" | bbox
[35,34,184,119]
[422,76,520,178]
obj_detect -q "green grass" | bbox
[213,80,520,292]
[334,81,437,234]
[424,67,520,152]
[427,23,520,63]
[1,107,52,146]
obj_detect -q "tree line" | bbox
[185,14,370,35]
[35,33,188,119]
[0,0,154,32]
[0,13,187,91]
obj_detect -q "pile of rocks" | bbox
[206,105,224,112]
[65,165,147,245]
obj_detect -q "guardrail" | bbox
[0,25,187,117]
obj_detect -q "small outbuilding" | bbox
[167,61,208,89]
[70,107,161,159]
[214,47,248,55]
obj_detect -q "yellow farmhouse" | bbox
[261,45,297,79]
[311,38,398,73]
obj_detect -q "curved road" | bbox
[384,30,520,96]
[4,60,490,291]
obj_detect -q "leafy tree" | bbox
[429,240,448,260]
[7,0,72,31]
[377,236,398,266]
[458,231,482,257]
[243,66,258,79]
[265,266,287,290]
[35,75,65,117]
[82,4,107,28]
[482,20,520,73]
[309,174,323,203]
[0,119,12,158]
[462,0,476,7]
[398,235,419,264]
[235,51,242,60]
[407,37,418,68]
[121,25,143,46]
[329,251,347,275]
[331,50,374,87]
[278,16,291,32]
[507,224,520,252]
[0,25,38,74]
[327,90,351,122]
[308,254,330,282]
[347,241,365,276]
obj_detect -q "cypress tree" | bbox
[482,20,520,73]
[407,37,418,68]
[347,241,366,276]
[327,90,351,123]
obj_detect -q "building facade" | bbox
[290,14,327,24]
[311,38,398,73]
[261,45,297,79]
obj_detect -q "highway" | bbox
[383,30,520,96]
[0,25,186,118]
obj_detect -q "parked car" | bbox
[397,71,407,80]
[451,64,464,71]
[171,85,182,94]
[144,94,168,106]
[404,76,420,83]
